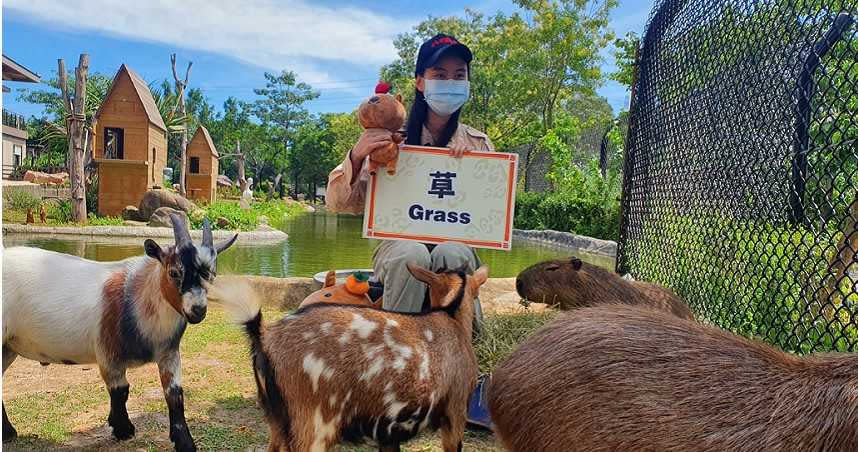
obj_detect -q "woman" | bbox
[326,34,492,328]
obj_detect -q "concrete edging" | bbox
[512,228,617,257]
[1,223,287,243]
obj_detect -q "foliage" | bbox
[190,199,306,231]
[251,200,307,230]
[86,173,99,215]
[3,190,42,211]
[324,111,363,160]
[515,159,622,240]
[610,31,639,89]
[86,213,124,226]
[48,200,73,223]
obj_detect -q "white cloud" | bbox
[5,0,407,84]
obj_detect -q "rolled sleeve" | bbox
[325,150,369,215]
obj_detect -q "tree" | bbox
[610,31,639,89]
[290,118,338,202]
[324,111,363,160]
[249,70,319,193]
[379,1,617,190]
[58,55,89,222]
[170,54,193,194]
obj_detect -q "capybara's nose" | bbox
[516,278,524,296]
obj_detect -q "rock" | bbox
[148,207,190,230]
[123,220,149,227]
[121,205,143,221]
[217,175,233,187]
[304,205,316,213]
[257,224,276,232]
[138,189,194,219]
[24,170,68,186]
[219,275,321,310]
[216,217,230,228]
[258,215,269,225]
[296,194,306,201]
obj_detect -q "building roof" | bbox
[194,125,219,158]
[95,64,167,132]
[2,55,41,83]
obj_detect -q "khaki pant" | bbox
[372,240,483,332]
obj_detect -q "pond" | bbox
[2,212,615,278]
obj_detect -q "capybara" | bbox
[515,256,694,319]
[487,305,858,452]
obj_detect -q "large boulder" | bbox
[23,170,68,186]
[122,205,143,221]
[148,207,190,230]
[138,189,195,220]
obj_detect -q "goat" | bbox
[2,215,237,451]
[487,304,858,452]
[208,262,489,452]
[516,256,694,320]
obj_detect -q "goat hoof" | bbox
[108,415,135,440]
[3,424,17,442]
[170,425,196,452]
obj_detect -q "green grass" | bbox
[3,305,546,450]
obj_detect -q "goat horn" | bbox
[170,213,192,247]
[202,218,213,248]
[215,233,238,254]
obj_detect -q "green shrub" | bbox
[87,213,124,226]
[48,200,73,224]
[3,190,42,211]
[251,200,306,229]
[193,201,258,231]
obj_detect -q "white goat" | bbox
[2,216,236,451]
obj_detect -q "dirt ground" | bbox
[2,306,504,451]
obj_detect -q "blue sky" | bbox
[2,0,653,119]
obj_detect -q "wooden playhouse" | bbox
[94,64,167,216]
[185,125,219,203]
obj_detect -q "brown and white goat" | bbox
[487,304,858,452]
[2,216,237,451]
[516,256,694,320]
[210,262,488,452]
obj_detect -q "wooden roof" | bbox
[96,64,166,132]
[2,55,40,83]
[193,125,219,158]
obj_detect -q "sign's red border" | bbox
[364,145,518,250]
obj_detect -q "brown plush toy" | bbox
[299,270,382,309]
[358,82,406,175]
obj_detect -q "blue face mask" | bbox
[423,79,470,116]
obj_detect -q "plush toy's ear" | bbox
[395,93,403,103]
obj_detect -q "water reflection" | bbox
[2,212,615,277]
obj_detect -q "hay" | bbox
[474,309,559,374]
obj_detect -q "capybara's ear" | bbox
[570,257,583,271]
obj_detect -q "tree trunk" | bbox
[171,54,193,195]
[235,141,248,194]
[60,55,89,223]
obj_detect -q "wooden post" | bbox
[59,55,89,223]
[171,53,193,195]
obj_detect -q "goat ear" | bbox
[215,233,238,254]
[407,261,439,286]
[471,265,489,287]
[144,239,165,263]
[570,257,583,271]
[324,270,337,288]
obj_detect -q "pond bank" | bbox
[2,223,287,243]
[513,228,617,257]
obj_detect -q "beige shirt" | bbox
[326,123,495,214]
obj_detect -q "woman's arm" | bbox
[325,129,395,214]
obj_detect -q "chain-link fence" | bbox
[617,0,857,353]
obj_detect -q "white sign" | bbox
[363,145,518,251]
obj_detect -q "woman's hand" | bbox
[350,128,394,176]
[449,144,469,159]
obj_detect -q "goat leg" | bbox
[2,347,17,441]
[100,365,135,441]
[159,351,196,452]
[2,403,16,442]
